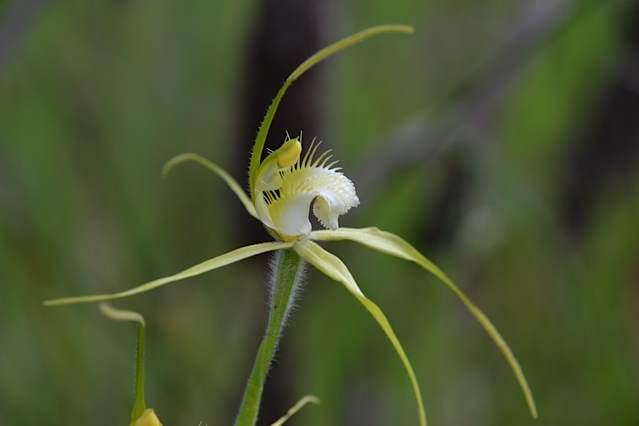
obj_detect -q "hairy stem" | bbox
[234,249,304,426]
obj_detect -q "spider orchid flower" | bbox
[253,136,359,239]
[44,25,537,425]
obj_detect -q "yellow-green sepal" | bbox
[293,240,428,426]
[44,241,293,306]
[248,25,415,197]
[310,226,538,419]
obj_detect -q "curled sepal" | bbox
[293,240,427,426]
[309,226,538,419]
[248,24,415,196]
[98,303,148,425]
[44,241,293,306]
[268,395,320,426]
[134,409,162,426]
[162,152,258,219]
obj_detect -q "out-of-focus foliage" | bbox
[0,1,637,425]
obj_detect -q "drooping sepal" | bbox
[293,240,428,426]
[309,226,538,419]
[44,241,293,306]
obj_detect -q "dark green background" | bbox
[1,0,637,425]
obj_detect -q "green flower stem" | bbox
[130,322,146,425]
[234,249,305,426]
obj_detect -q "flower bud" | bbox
[134,409,162,426]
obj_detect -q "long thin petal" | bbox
[163,153,258,218]
[310,227,538,419]
[44,242,293,306]
[268,395,320,426]
[293,240,427,426]
[248,25,414,197]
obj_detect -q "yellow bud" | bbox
[134,409,162,426]
[276,138,301,167]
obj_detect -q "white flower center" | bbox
[254,138,359,238]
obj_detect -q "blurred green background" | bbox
[1,0,638,425]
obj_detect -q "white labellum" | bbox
[255,139,359,239]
